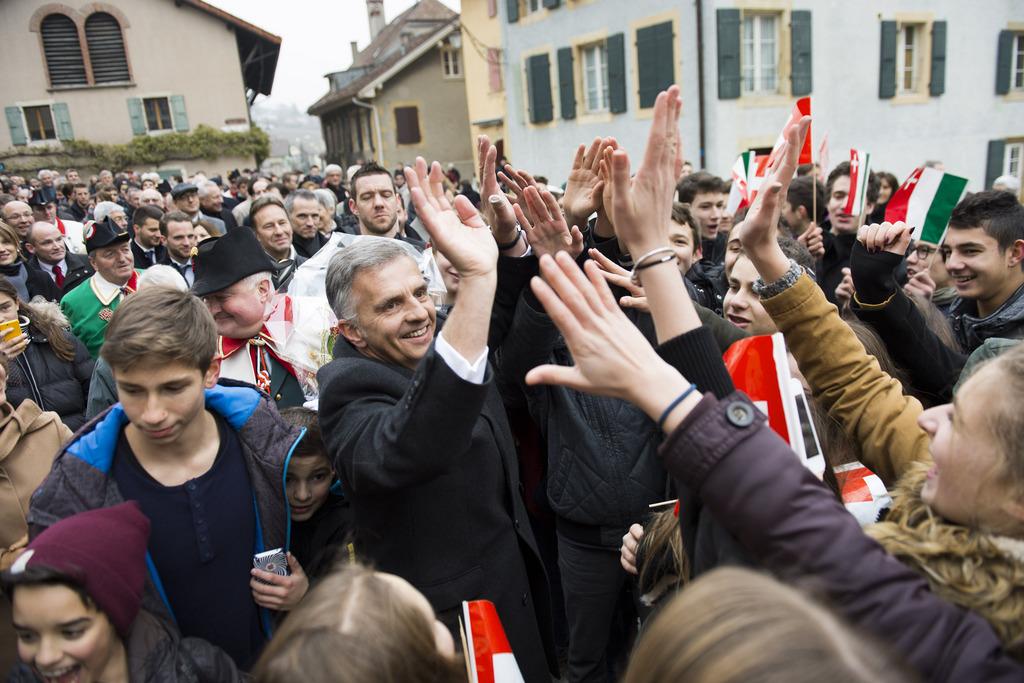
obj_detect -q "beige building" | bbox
[309,0,473,177]
[460,0,507,167]
[0,0,280,176]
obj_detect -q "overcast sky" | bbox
[211,0,461,112]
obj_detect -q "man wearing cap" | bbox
[193,228,306,407]
[59,217,140,357]
[172,182,226,235]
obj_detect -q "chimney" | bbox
[350,41,359,61]
[366,0,385,41]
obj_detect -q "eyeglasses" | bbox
[912,244,939,259]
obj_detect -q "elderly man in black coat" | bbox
[317,159,556,682]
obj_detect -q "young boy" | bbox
[277,407,351,581]
[27,288,304,670]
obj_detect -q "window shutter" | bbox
[395,106,421,144]
[607,33,627,114]
[170,95,189,132]
[487,0,497,18]
[52,102,74,140]
[526,54,553,123]
[4,107,27,146]
[996,30,1013,95]
[790,10,813,96]
[636,22,675,109]
[487,48,503,92]
[543,0,560,8]
[40,14,88,87]
[127,97,146,135]
[506,0,519,24]
[986,140,1006,190]
[85,12,130,83]
[878,21,897,99]
[557,47,575,120]
[928,21,947,96]
[716,9,741,99]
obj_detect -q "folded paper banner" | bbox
[884,166,969,245]
[462,600,525,683]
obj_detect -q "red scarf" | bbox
[219,327,297,392]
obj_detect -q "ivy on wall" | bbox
[0,125,269,172]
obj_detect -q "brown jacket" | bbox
[0,399,70,568]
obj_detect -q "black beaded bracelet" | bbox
[495,225,523,251]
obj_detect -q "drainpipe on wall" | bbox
[352,97,384,165]
[695,0,707,170]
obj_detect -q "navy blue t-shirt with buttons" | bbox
[111,414,265,669]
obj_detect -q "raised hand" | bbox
[477,135,518,245]
[798,222,825,260]
[514,186,584,260]
[498,164,541,227]
[904,269,936,300]
[406,157,497,279]
[562,137,609,230]
[525,252,694,426]
[589,248,649,312]
[606,86,683,255]
[857,221,912,256]
[835,267,855,311]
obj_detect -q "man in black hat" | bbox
[60,217,140,357]
[192,228,306,407]
[172,182,226,235]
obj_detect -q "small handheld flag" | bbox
[883,167,969,245]
[461,601,525,683]
[843,149,872,218]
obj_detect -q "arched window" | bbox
[85,12,129,83]
[40,13,87,86]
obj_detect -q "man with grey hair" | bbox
[139,187,164,207]
[37,169,57,203]
[286,188,329,258]
[93,201,128,230]
[318,161,556,682]
[322,163,348,208]
[198,179,238,232]
[313,188,338,236]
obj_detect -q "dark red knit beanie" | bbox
[11,501,150,638]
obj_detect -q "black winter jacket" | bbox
[6,325,92,431]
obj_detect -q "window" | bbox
[741,14,778,94]
[442,47,462,78]
[85,12,130,83]
[40,14,88,86]
[1006,142,1024,183]
[394,106,421,145]
[524,0,542,15]
[1014,34,1024,90]
[897,24,919,93]
[23,106,56,142]
[143,97,172,131]
[581,43,609,113]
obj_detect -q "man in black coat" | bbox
[317,174,556,682]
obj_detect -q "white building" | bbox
[498,0,1024,193]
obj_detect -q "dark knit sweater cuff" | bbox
[656,328,735,399]
[849,240,903,305]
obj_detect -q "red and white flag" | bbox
[726,151,755,214]
[835,462,892,527]
[767,96,812,166]
[461,601,525,683]
[843,149,872,217]
[722,333,802,453]
[883,167,969,245]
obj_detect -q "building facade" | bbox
[460,0,508,168]
[309,0,474,177]
[498,0,1024,194]
[0,0,279,177]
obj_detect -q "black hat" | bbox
[84,217,130,253]
[191,227,277,297]
[171,182,198,199]
[27,190,49,208]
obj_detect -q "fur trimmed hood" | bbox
[868,461,1024,656]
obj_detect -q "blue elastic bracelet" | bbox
[657,384,698,431]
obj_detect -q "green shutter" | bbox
[636,22,675,109]
[557,47,575,120]
[526,54,553,123]
[929,21,946,96]
[790,10,812,96]
[127,97,145,135]
[996,30,1013,95]
[716,9,741,99]
[170,95,189,132]
[542,0,560,7]
[506,0,519,24]
[986,140,1006,190]
[607,32,627,114]
[52,102,74,140]
[879,21,897,99]
[4,107,27,146]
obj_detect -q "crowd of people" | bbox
[0,81,1023,682]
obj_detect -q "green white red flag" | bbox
[883,167,969,245]
[843,149,872,217]
[726,151,756,214]
[767,96,813,166]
